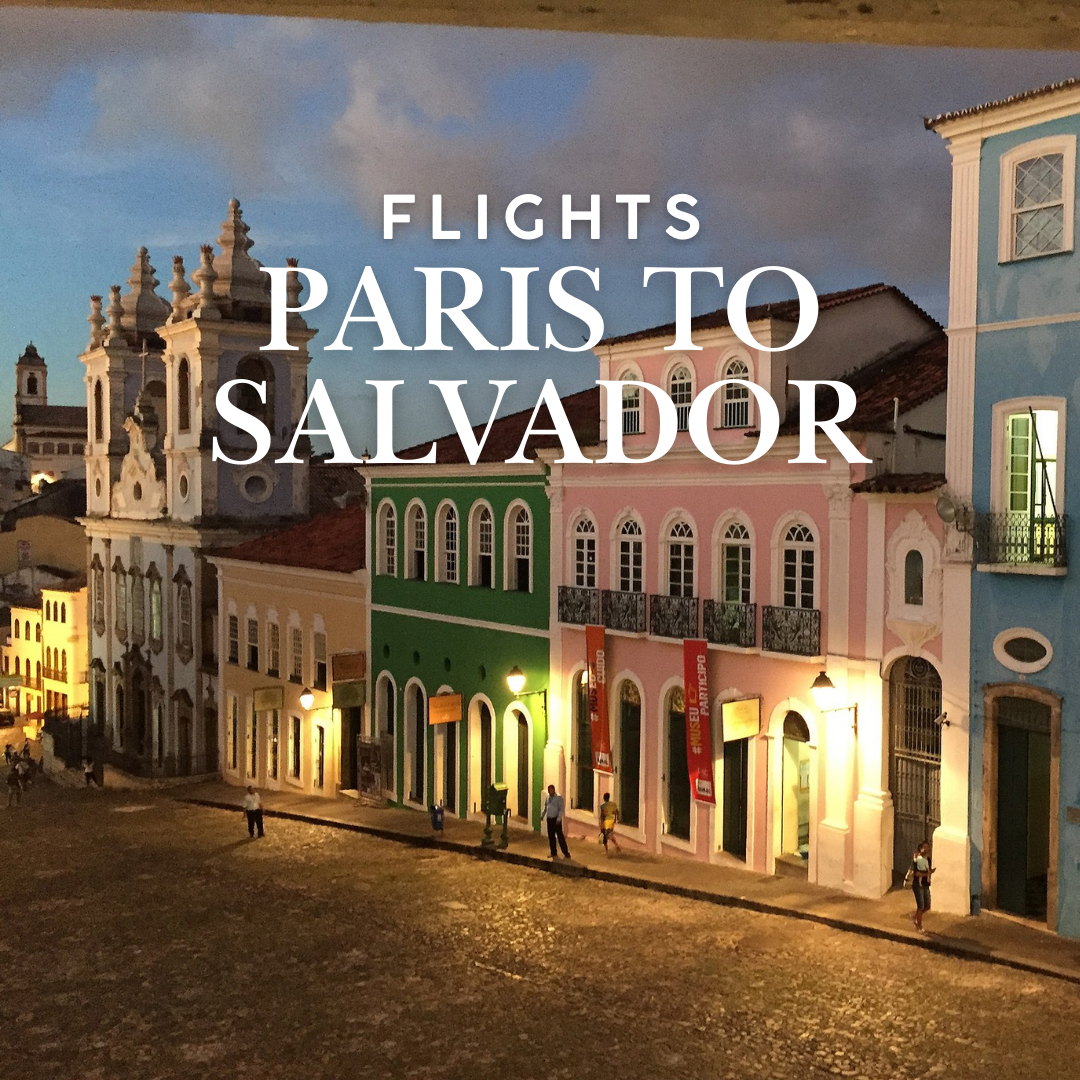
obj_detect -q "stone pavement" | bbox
[174,780,1080,986]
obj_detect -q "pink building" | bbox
[546,284,953,898]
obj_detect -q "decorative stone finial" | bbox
[285,256,304,311]
[191,245,220,319]
[88,295,105,349]
[169,255,191,322]
[106,285,125,344]
[212,197,267,307]
[121,246,170,335]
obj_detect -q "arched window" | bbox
[406,503,427,581]
[669,365,693,432]
[93,379,104,443]
[722,522,752,604]
[24,620,30,641]
[470,504,494,587]
[782,523,816,609]
[667,521,695,597]
[14,620,19,640]
[177,359,191,433]
[60,603,66,624]
[437,503,459,584]
[618,519,643,593]
[131,572,145,643]
[35,623,41,643]
[114,563,128,637]
[377,502,397,577]
[573,516,596,589]
[177,581,192,649]
[235,355,275,428]
[509,506,531,593]
[904,550,924,605]
[150,576,162,642]
[621,376,641,436]
[92,559,105,632]
[26,374,37,396]
[722,358,751,428]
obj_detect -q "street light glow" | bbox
[299,686,315,710]
[506,666,526,696]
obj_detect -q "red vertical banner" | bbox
[585,625,613,774]
[682,639,716,803]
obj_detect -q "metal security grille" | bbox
[890,656,942,879]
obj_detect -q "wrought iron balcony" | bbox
[649,594,699,639]
[762,605,821,656]
[703,601,756,648]
[557,585,600,626]
[602,590,647,633]
[972,512,1067,568]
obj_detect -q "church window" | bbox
[131,573,145,644]
[114,564,128,638]
[93,380,104,443]
[150,576,162,643]
[177,360,191,433]
[178,582,193,651]
[26,375,37,396]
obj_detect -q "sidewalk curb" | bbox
[180,797,1080,988]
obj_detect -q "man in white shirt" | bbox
[540,784,571,860]
[242,786,264,838]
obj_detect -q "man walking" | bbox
[599,792,621,855]
[242,785,264,838]
[540,784,570,860]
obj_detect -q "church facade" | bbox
[81,200,316,777]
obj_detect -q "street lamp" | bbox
[299,686,315,710]
[506,665,526,696]
[809,671,856,731]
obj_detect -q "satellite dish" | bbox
[935,494,957,523]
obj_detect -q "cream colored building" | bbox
[3,581,88,726]
[210,504,368,799]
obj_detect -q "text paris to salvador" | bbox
[210,192,871,468]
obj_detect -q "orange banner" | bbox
[585,624,613,774]
[682,639,715,803]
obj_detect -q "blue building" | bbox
[930,79,1080,938]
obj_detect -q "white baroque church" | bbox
[82,200,316,776]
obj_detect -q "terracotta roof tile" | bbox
[850,473,946,495]
[599,283,937,348]
[396,387,600,465]
[216,504,366,574]
[925,77,1080,130]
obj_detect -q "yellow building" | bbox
[3,581,88,727]
[210,505,368,798]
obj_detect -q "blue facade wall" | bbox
[971,115,1080,938]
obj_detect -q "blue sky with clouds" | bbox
[1,8,1077,451]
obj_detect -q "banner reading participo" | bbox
[682,638,716,804]
[585,624,613,774]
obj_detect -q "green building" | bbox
[364,389,597,830]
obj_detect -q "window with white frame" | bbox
[148,572,162,645]
[618,519,643,593]
[574,517,596,588]
[782,524,816,609]
[667,522,695,597]
[177,582,192,652]
[904,550,924,606]
[247,618,259,671]
[114,562,127,638]
[313,631,327,691]
[621,377,641,435]
[669,365,693,432]
[291,627,304,683]
[378,502,397,576]
[268,621,281,676]
[722,522,752,604]
[407,503,427,581]
[510,506,531,592]
[722,359,751,428]
[997,404,1063,564]
[475,505,494,587]
[92,558,105,633]
[437,503,459,584]
[1000,136,1076,262]
[227,614,239,664]
[130,572,145,643]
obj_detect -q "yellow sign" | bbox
[254,686,284,711]
[428,692,463,725]
[721,697,761,742]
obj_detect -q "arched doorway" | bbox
[664,687,691,841]
[617,679,641,828]
[983,686,1059,926]
[376,674,396,800]
[780,711,811,867]
[503,707,531,821]
[441,722,458,814]
[469,698,495,815]
[571,670,593,812]
[889,656,942,879]
[405,683,426,806]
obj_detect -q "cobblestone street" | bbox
[2,785,1077,1080]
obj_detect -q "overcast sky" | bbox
[1,8,1076,451]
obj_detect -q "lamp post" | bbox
[299,687,314,711]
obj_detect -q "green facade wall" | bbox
[370,471,551,830]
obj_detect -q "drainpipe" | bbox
[890,397,900,473]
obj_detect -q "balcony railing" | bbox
[703,601,756,648]
[762,605,821,656]
[602,589,647,633]
[973,512,1067,568]
[20,675,42,690]
[43,667,68,683]
[557,585,600,626]
[649,594,699,639]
